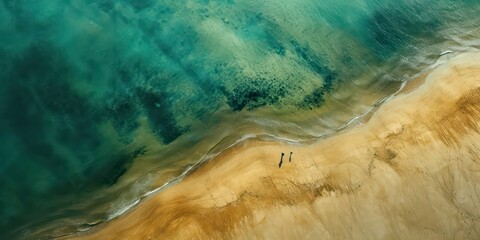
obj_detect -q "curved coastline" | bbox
[62,50,462,238]
[57,50,480,239]
[63,48,476,236]
[4,2,480,238]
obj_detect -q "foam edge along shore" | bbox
[65,51,480,239]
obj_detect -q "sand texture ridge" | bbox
[68,51,480,240]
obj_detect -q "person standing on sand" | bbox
[279,152,284,168]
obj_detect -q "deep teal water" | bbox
[1,0,480,238]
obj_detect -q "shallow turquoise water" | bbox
[1,0,480,238]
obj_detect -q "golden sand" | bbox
[67,51,480,239]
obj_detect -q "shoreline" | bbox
[88,68,417,229]
[66,50,480,239]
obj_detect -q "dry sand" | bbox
[67,51,480,240]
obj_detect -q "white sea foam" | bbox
[440,50,453,56]
[107,199,141,221]
[103,49,474,224]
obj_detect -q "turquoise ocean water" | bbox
[1,0,480,238]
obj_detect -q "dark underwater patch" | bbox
[97,0,114,12]
[288,40,338,109]
[290,40,337,81]
[107,99,140,143]
[128,0,154,12]
[98,147,147,186]
[137,88,184,144]
[301,88,327,110]
[225,78,287,111]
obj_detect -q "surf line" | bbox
[103,51,453,226]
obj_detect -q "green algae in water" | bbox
[1,0,480,238]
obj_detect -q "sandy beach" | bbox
[67,51,480,239]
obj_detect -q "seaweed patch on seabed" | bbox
[289,40,338,109]
[97,147,148,186]
[137,88,185,144]
[107,99,140,143]
[224,78,287,111]
[129,0,155,12]
[300,70,336,109]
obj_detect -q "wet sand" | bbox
[67,51,480,239]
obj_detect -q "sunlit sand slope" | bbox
[70,51,480,239]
